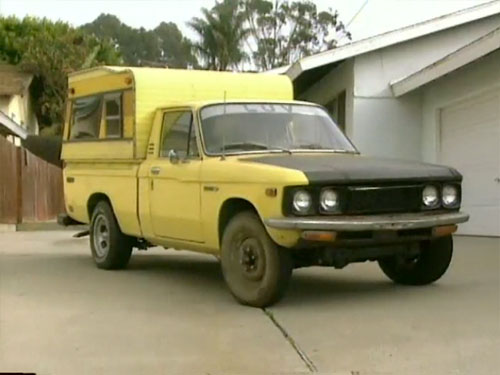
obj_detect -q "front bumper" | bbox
[265,211,469,231]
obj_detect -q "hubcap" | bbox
[93,215,110,258]
[238,238,265,281]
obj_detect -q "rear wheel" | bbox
[220,211,292,307]
[378,236,453,285]
[90,201,133,269]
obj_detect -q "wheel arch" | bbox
[218,198,260,246]
[87,193,114,222]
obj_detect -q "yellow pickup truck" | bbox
[60,66,469,307]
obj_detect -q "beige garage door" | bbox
[440,90,500,236]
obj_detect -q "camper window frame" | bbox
[66,89,132,143]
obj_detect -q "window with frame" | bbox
[70,95,102,140]
[103,93,123,138]
[160,111,198,158]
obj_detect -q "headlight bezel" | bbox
[442,183,461,209]
[284,186,345,216]
[292,190,313,215]
[421,183,462,210]
[319,188,341,214]
[422,184,440,209]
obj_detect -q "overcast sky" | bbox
[0,0,492,42]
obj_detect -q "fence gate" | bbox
[0,136,65,224]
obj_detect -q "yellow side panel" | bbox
[63,101,71,140]
[61,140,134,160]
[63,162,141,236]
[133,68,293,159]
[122,90,135,139]
[69,72,133,99]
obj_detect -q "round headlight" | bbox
[320,189,339,212]
[293,190,312,213]
[442,184,458,207]
[422,185,439,208]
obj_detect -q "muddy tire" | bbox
[220,211,293,307]
[90,201,133,270]
[378,236,453,285]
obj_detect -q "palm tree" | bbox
[188,0,248,71]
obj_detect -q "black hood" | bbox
[244,154,461,184]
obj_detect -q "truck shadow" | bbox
[126,252,403,307]
[2,249,437,309]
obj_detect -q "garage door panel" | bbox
[440,90,500,236]
[458,206,500,236]
[441,95,498,125]
[441,130,499,164]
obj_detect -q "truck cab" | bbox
[61,66,469,307]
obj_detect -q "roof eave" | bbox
[0,111,28,139]
[285,0,500,80]
[391,26,500,96]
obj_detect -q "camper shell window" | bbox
[69,91,125,141]
[104,93,123,138]
[70,96,102,140]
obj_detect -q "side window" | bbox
[103,93,122,138]
[70,96,102,140]
[160,111,198,158]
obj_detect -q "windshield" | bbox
[199,103,357,155]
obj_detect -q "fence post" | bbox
[15,146,23,224]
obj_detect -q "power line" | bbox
[346,0,370,27]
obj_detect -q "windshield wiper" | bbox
[221,142,292,154]
[295,143,326,150]
[222,142,269,151]
[294,144,357,153]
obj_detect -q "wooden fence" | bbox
[0,135,65,224]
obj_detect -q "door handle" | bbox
[495,177,500,183]
[151,166,161,175]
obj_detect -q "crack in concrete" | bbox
[262,308,318,373]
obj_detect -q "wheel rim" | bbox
[395,254,421,271]
[237,237,266,281]
[93,214,110,258]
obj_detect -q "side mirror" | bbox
[168,149,179,164]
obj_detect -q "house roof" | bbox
[0,64,34,96]
[391,26,500,96]
[0,110,28,139]
[286,0,500,81]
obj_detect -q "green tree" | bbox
[242,0,351,70]
[82,14,197,68]
[188,0,249,71]
[0,16,121,133]
[154,22,198,68]
[81,14,159,66]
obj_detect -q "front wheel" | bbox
[90,201,133,270]
[220,212,293,308]
[378,236,453,285]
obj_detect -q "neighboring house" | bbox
[0,64,38,143]
[275,1,500,236]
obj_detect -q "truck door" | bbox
[148,109,203,242]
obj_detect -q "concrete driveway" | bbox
[0,231,498,375]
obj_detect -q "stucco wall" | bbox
[420,48,500,163]
[299,60,355,138]
[352,93,422,159]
